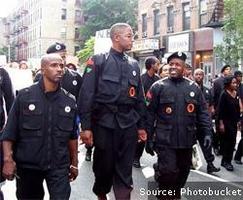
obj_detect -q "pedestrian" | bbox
[78,23,147,200]
[158,63,170,78]
[211,65,232,155]
[19,61,28,70]
[234,70,243,165]
[34,42,82,100]
[184,63,193,80]
[133,56,160,168]
[0,67,15,199]
[218,75,241,171]
[1,54,79,200]
[193,68,220,174]
[145,52,212,199]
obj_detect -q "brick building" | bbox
[2,0,83,63]
[133,0,224,84]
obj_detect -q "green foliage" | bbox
[215,0,243,68]
[76,37,95,66]
[0,46,8,55]
[80,0,138,41]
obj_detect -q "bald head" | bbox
[41,54,63,69]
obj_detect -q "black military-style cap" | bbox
[167,51,187,63]
[46,42,66,54]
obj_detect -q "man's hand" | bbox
[80,130,93,146]
[138,129,147,142]
[145,141,155,156]
[3,158,16,181]
[203,135,212,149]
[69,165,78,182]
[219,121,225,133]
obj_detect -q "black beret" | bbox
[220,65,231,73]
[46,42,66,54]
[167,51,187,63]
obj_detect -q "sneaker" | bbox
[133,159,141,168]
[207,162,220,174]
[85,151,92,161]
[234,160,243,165]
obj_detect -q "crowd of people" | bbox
[0,22,242,200]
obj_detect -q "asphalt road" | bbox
[1,134,243,200]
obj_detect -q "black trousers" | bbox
[92,124,137,200]
[154,147,192,200]
[16,167,70,200]
[197,130,214,163]
[221,121,237,163]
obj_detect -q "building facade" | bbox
[2,0,83,62]
[135,0,224,84]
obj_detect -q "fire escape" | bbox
[205,0,224,28]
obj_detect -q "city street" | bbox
[2,134,243,200]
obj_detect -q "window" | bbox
[75,28,80,39]
[75,0,81,6]
[74,46,80,55]
[167,6,174,33]
[199,0,207,26]
[182,3,190,31]
[61,27,67,39]
[142,13,147,36]
[153,9,160,35]
[61,8,67,20]
[75,10,82,23]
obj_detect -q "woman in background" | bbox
[218,75,241,171]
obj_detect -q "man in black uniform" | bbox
[78,23,147,200]
[146,52,212,199]
[133,56,160,168]
[193,68,220,174]
[211,65,231,155]
[0,67,15,199]
[1,54,78,200]
[34,42,82,100]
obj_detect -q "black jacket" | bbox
[78,48,146,130]
[1,79,77,170]
[146,77,211,148]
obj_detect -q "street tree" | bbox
[80,0,138,42]
[215,0,243,68]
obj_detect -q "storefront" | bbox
[194,28,214,86]
[163,32,193,66]
[131,38,160,72]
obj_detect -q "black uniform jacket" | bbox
[146,77,212,148]
[78,48,146,130]
[1,78,77,170]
